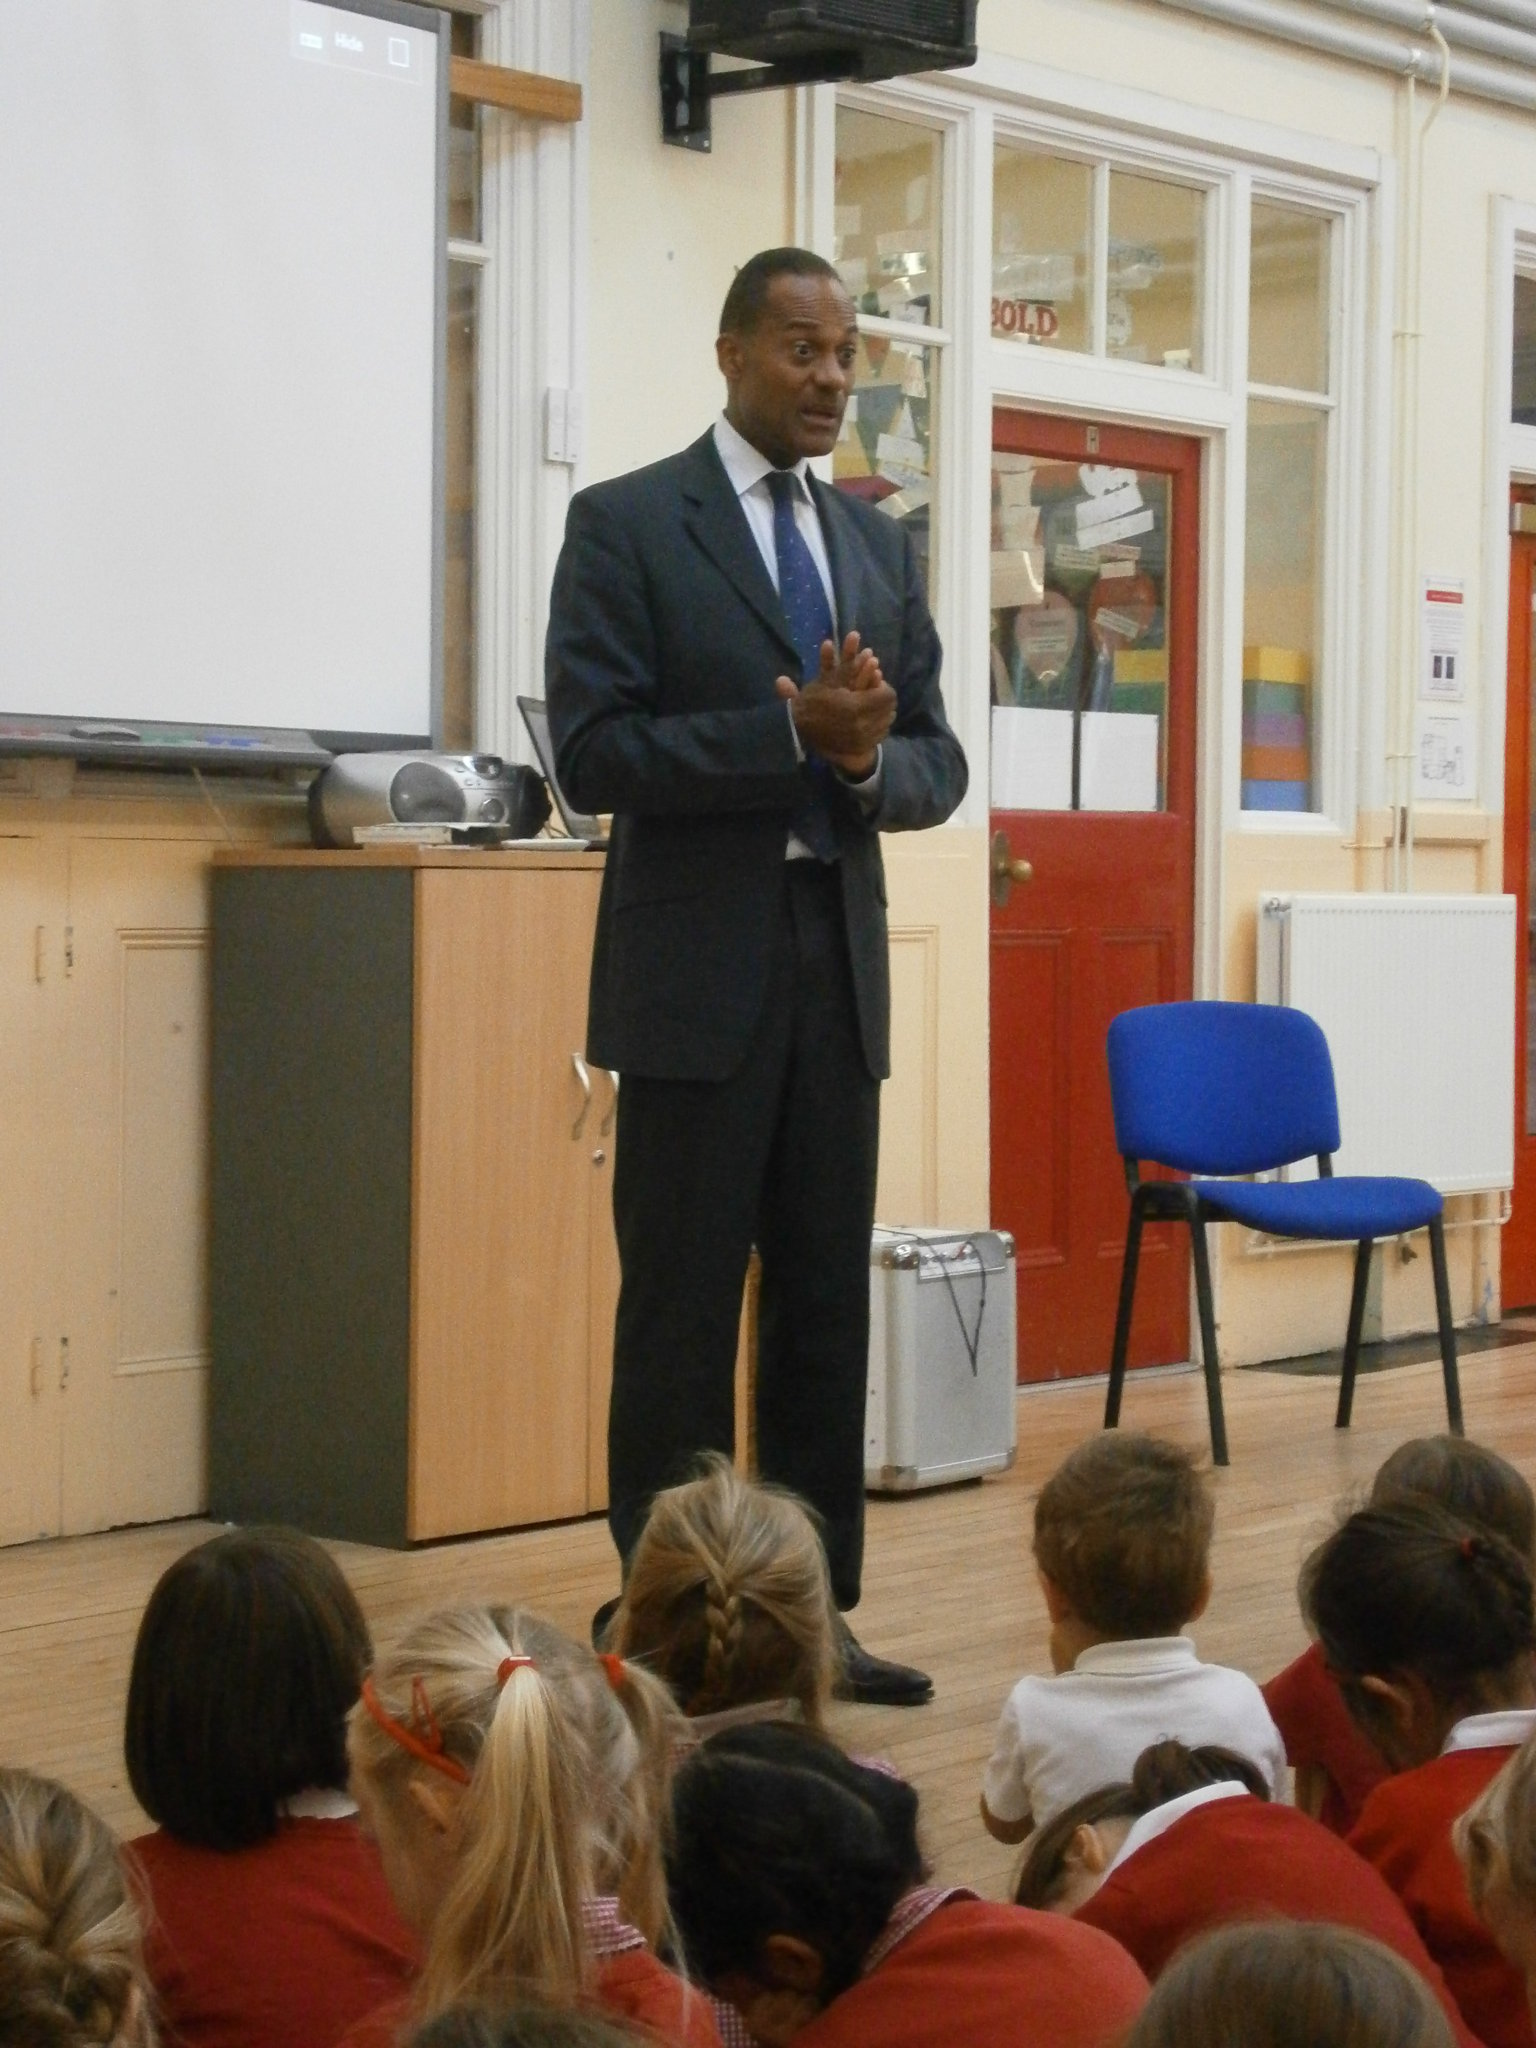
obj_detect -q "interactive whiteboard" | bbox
[0,0,446,756]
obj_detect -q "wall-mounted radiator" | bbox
[1256,894,1517,1196]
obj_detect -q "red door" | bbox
[1503,504,1536,1306]
[989,412,1199,1381]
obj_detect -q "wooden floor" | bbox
[4,1347,1534,1903]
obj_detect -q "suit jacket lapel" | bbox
[680,433,800,664]
[810,474,864,637]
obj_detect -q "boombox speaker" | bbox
[308,753,552,848]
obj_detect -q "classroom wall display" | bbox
[0,0,446,754]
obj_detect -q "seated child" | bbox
[1123,1922,1457,2048]
[1013,1738,1478,2047]
[1305,1498,1536,2048]
[0,1765,154,2048]
[981,1431,1286,1840]
[1457,1724,1536,2033]
[610,1453,835,1733]
[124,1525,417,2048]
[343,1604,720,2048]
[411,2008,646,2048]
[1267,1435,1536,1834]
[668,1721,1147,2048]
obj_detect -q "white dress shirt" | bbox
[711,415,882,853]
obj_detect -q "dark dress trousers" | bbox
[546,429,967,1605]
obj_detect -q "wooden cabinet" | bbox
[208,847,614,1546]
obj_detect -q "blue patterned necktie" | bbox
[766,467,839,862]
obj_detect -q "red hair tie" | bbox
[360,1674,470,1786]
[598,1652,626,1692]
[497,1655,536,1689]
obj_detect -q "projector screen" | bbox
[0,0,445,752]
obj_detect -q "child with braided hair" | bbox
[342,1605,720,2048]
[1304,1498,1536,2048]
[609,1456,836,1734]
[0,1766,154,2048]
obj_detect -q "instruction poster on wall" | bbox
[1412,574,1477,801]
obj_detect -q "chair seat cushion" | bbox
[1190,1175,1443,1240]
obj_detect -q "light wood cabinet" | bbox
[208,847,616,1545]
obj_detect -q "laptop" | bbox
[517,695,608,848]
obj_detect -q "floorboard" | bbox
[4,1348,1533,1903]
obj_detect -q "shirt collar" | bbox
[1442,1708,1536,1755]
[713,414,812,502]
[1072,1637,1201,1677]
[279,1786,357,1820]
[1104,1781,1251,1880]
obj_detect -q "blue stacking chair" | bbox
[1104,1000,1462,1466]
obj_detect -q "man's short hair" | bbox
[719,247,844,336]
[1033,1433,1215,1639]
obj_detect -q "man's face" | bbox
[718,271,859,468]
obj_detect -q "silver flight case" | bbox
[865,1226,1017,1493]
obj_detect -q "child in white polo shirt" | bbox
[981,1431,1286,1842]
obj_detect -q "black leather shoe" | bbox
[833,1624,934,1707]
[591,1596,621,1650]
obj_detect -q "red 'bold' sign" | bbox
[991,298,1059,339]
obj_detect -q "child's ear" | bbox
[1068,1822,1115,1876]
[760,1935,826,1996]
[1038,1573,1074,1626]
[405,1773,462,1836]
[1354,1673,1425,1761]
[1188,1571,1212,1624]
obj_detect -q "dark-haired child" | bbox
[981,1432,1285,1841]
[669,1720,1148,2048]
[1305,1498,1536,2048]
[1014,1739,1479,2047]
[1266,1435,1536,1835]
[124,1527,417,2048]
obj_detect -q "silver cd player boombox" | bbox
[308,752,551,848]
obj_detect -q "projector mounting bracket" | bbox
[659,32,858,152]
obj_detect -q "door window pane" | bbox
[992,147,1092,353]
[834,334,937,600]
[442,262,478,750]
[834,108,942,325]
[1107,171,1203,371]
[1249,201,1330,393]
[990,445,1170,811]
[448,14,481,242]
[1515,274,1536,426]
[1243,399,1326,811]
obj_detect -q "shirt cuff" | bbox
[838,745,883,808]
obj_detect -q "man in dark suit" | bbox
[546,247,967,1703]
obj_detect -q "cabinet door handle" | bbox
[600,1068,619,1137]
[571,1054,593,1138]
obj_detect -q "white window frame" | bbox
[799,55,1384,997]
[465,0,588,763]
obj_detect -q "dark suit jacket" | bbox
[545,429,968,1082]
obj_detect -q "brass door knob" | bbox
[990,830,1033,907]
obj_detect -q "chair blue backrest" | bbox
[1106,1001,1342,1176]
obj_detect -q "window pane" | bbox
[834,333,937,602]
[834,108,942,326]
[1243,399,1326,811]
[992,147,1092,353]
[448,13,481,243]
[442,261,478,750]
[1249,201,1330,393]
[1515,274,1536,426]
[1107,171,1203,371]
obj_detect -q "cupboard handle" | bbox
[571,1054,593,1138]
[600,1068,619,1137]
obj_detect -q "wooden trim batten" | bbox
[449,55,582,121]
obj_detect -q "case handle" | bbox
[571,1054,593,1138]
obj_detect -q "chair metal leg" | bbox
[1189,1215,1229,1467]
[1336,1238,1374,1429]
[1105,1203,1145,1431]
[1428,1214,1464,1435]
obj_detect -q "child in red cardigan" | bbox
[1013,1738,1479,2048]
[1304,1497,1536,2048]
[1265,1436,1535,1835]
[668,1720,1148,2048]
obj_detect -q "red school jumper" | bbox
[129,1816,418,2048]
[1350,1740,1534,2048]
[792,1894,1147,2048]
[1073,1788,1482,2048]
[1263,1642,1389,1835]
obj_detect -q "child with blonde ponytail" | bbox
[0,1766,154,2048]
[343,1606,719,2048]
